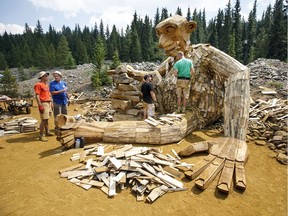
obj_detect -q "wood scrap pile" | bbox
[247,98,288,164]
[69,92,84,103]
[0,117,38,135]
[144,114,183,127]
[59,144,190,203]
[80,100,115,122]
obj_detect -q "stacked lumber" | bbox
[108,65,162,115]
[0,117,38,135]
[247,98,288,164]
[59,144,190,203]
[110,73,141,111]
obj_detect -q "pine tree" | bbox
[153,8,160,42]
[186,7,192,21]
[141,15,154,61]
[176,7,182,16]
[110,50,121,69]
[254,5,272,59]
[228,29,236,58]
[223,0,233,53]
[232,0,243,61]
[34,20,44,36]
[34,42,49,69]
[56,35,74,67]
[0,52,8,70]
[18,66,28,81]
[64,53,76,69]
[267,0,287,61]
[91,36,110,88]
[207,19,218,47]
[202,9,207,42]
[74,36,88,64]
[0,68,19,98]
[160,8,169,21]
[216,9,224,50]
[130,25,142,62]
[245,0,257,64]
[10,44,21,68]
[47,43,56,68]
[21,41,33,68]
[191,9,199,44]
[107,25,119,60]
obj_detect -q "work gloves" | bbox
[38,105,45,113]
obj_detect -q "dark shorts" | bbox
[53,103,67,117]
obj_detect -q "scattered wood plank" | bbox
[59,145,188,203]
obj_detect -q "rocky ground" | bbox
[17,58,288,99]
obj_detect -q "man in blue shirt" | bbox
[173,51,195,113]
[49,71,69,127]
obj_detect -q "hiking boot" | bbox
[182,107,186,113]
[39,135,48,142]
[46,132,54,136]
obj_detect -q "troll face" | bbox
[156,15,197,57]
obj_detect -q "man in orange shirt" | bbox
[34,71,54,141]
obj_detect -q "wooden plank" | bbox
[94,166,110,173]
[146,185,168,203]
[144,119,158,126]
[59,164,83,174]
[108,173,117,197]
[171,149,181,160]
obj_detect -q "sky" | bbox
[0,0,276,35]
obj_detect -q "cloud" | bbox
[0,23,24,35]
[40,16,54,22]
[89,6,134,31]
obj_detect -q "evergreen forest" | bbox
[0,0,286,72]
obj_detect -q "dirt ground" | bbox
[0,103,287,216]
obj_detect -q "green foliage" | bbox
[0,68,19,98]
[47,43,56,68]
[91,69,102,88]
[268,81,284,89]
[56,35,74,68]
[0,52,8,70]
[93,36,106,71]
[34,42,49,69]
[23,89,33,98]
[267,0,287,61]
[21,42,33,68]
[64,53,76,69]
[91,65,112,89]
[110,50,121,69]
[100,66,112,86]
[28,66,37,78]
[18,66,29,81]
[0,2,287,67]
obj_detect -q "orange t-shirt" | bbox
[34,82,51,102]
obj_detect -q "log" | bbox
[60,134,74,145]
[65,138,75,148]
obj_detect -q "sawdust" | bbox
[0,103,287,216]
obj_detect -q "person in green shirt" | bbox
[173,51,195,113]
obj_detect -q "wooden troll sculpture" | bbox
[56,15,250,193]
